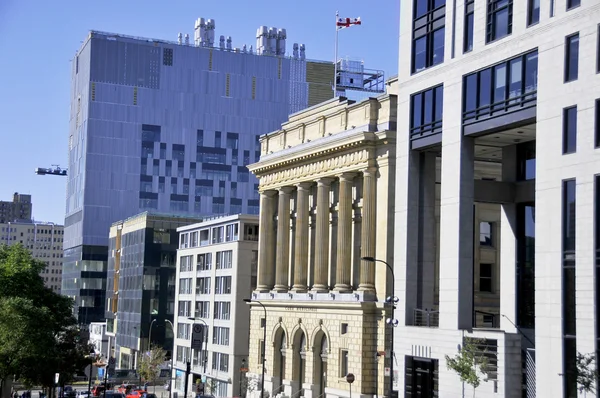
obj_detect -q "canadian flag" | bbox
[336,16,362,30]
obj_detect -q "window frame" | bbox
[486,0,513,43]
[596,99,600,148]
[411,0,446,74]
[479,263,493,293]
[527,0,540,26]
[464,0,475,53]
[410,84,444,140]
[562,105,577,155]
[566,0,580,11]
[564,33,580,83]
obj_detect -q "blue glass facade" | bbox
[63,30,333,323]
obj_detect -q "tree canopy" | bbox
[138,345,166,383]
[0,244,93,394]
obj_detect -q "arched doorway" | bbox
[276,332,287,395]
[313,333,328,398]
[293,330,307,396]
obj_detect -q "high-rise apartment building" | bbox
[1,221,64,292]
[0,192,32,223]
[106,212,201,369]
[63,20,334,324]
[172,214,259,398]
[394,1,599,397]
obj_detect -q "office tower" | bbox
[394,1,599,397]
[63,20,334,324]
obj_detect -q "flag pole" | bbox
[334,11,339,96]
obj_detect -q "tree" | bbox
[445,339,489,397]
[575,352,598,396]
[0,244,93,397]
[138,345,167,390]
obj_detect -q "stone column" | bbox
[358,168,377,292]
[257,190,276,292]
[334,172,355,292]
[274,187,294,292]
[312,178,334,292]
[293,182,312,292]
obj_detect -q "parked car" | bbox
[125,390,145,398]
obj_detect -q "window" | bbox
[179,234,189,249]
[479,264,493,292]
[214,131,222,148]
[196,147,227,164]
[404,357,439,396]
[341,323,348,335]
[225,223,239,241]
[565,33,579,83]
[163,48,173,66]
[595,177,600,370]
[179,278,192,294]
[562,106,577,154]
[190,231,198,247]
[237,166,250,182]
[165,160,172,177]
[463,50,538,124]
[216,251,233,269]
[215,276,232,294]
[195,301,210,318]
[177,323,190,339]
[158,177,165,193]
[160,143,166,159]
[596,99,600,148]
[197,130,204,146]
[562,179,577,398]
[173,144,185,161]
[214,301,231,320]
[195,180,213,196]
[567,0,580,10]
[517,142,536,181]
[464,0,474,53]
[411,0,446,73]
[479,221,493,246]
[196,277,211,294]
[141,142,154,158]
[410,84,443,140]
[200,229,210,246]
[340,350,349,377]
[212,226,224,244]
[197,253,212,271]
[486,0,513,43]
[212,327,230,346]
[179,255,194,272]
[178,301,191,317]
[153,160,160,175]
[226,133,239,149]
[212,352,229,372]
[527,0,540,26]
[140,175,153,192]
[176,346,191,363]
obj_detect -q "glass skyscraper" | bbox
[62,27,333,324]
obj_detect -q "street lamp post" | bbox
[243,299,267,398]
[164,320,175,398]
[148,319,157,352]
[362,256,397,398]
[87,349,96,398]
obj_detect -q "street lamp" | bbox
[362,256,398,398]
[164,320,175,398]
[187,317,209,373]
[148,319,157,352]
[243,299,267,398]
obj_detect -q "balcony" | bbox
[413,308,439,327]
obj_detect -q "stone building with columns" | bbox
[245,84,398,398]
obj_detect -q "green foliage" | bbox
[576,352,598,394]
[138,345,166,383]
[0,244,93,391]
[445,339,489,391]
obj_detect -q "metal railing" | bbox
[413,308,439,327]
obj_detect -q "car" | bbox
[104,393,125,398]
[77,392,90,398]
[117,385,137,395]
[125,390,145,398]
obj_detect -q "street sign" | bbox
[191,324,204,350]
[345,373,355,384]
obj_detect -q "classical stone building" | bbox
[246,83,397,398]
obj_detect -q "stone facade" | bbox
[247,87,397,398]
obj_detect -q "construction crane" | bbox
[35,164,67,176]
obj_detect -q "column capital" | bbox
[336,172,356,182]
[360,167,378,177]
[278,186,295,195]
[296,182,313,191]
[315,177,335,187]
[259,189,278,197]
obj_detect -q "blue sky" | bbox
[0,0,399,224]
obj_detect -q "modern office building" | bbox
[1,220,64,292]
[105,212,201,369]
[0,192,32,223]
[62,19,334,324]
[172,214,259,398]
[245,82,397,398]
[394,0,599,397]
